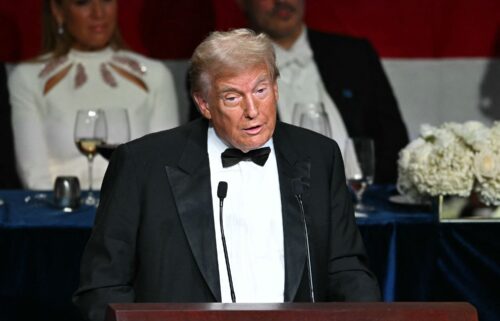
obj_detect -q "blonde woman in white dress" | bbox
[9,0,180,190]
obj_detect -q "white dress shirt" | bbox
[274,27,356,171]
[207,126,285,303]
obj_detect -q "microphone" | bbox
[292,179,315,302]
[217,181,236,303]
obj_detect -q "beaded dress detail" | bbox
[38,48,148,93]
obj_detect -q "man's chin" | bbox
[234,140,265,152]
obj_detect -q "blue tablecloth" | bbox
[1,187,499,321]
[0,190,95,229]
[1,186,434,228]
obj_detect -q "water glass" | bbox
[53,176,81,210]
[292,102,331,138]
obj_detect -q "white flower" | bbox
[432,127,455,148]
[420,124,437,138]
[474,150,499,180]
[397,121,500,205]
[447,121,489,151]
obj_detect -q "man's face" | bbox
[194,65,278,152]
[239,0,304,41]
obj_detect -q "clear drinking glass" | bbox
[345,138,375,213]
[292,102,331,138]
[74,110,107,206]
[95,109,131,160]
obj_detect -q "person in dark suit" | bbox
[236,0,409,184]
[73,28,380,321]
[0,62,21,189]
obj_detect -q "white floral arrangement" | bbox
[397,121,500,206]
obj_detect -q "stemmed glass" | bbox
[96,109,131,160]
[74,110,107,206]
[345,138,375,213]
[292,102,331,138]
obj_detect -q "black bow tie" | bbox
[221,147,271,168]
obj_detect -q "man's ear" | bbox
[192,92,212,120]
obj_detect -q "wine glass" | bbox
[345,138,375,213]
[74,109,106,206]
[96,109,131,160]
[292,102,331,138]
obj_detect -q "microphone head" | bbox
[217,181,228,199]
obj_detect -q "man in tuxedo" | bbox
[73,28,380,321]
[237,0,409,184]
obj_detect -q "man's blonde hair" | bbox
[189,28,279,97]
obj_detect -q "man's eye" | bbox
[222,95,240,106]
[256,87,268,96]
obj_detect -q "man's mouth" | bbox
[243,124,263,135]
[272,3,296,19]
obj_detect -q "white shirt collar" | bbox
[273,26,313,69]
[207,124,274,166]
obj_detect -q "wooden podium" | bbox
[106,302,478,321]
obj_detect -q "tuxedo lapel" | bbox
[164,120,221,302]
[274,123,312,301]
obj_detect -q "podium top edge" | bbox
[108,302,476,312]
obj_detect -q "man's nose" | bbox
[244,97,259,119]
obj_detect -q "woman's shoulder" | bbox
[9,58,45,77]
[9,53,64,82]
[115,50,168,71]
[8,57,50,91]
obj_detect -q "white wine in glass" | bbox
[345,138,375,213]
[95,108,130,160]
[74,110,106,206]
[76,138,104,158]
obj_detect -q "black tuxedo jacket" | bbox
[73,119,380,321]
[308,29,409,184]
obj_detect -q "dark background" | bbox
[0,0,499,62]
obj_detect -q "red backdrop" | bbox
[0,0,499,62]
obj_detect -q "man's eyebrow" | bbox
[250,76,272,92]
[218,85,239,94]
[218,75,271,94]
[254,75,271,86]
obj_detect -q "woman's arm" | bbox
[8,63,53,190]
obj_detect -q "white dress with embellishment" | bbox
[9,47,180,190]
